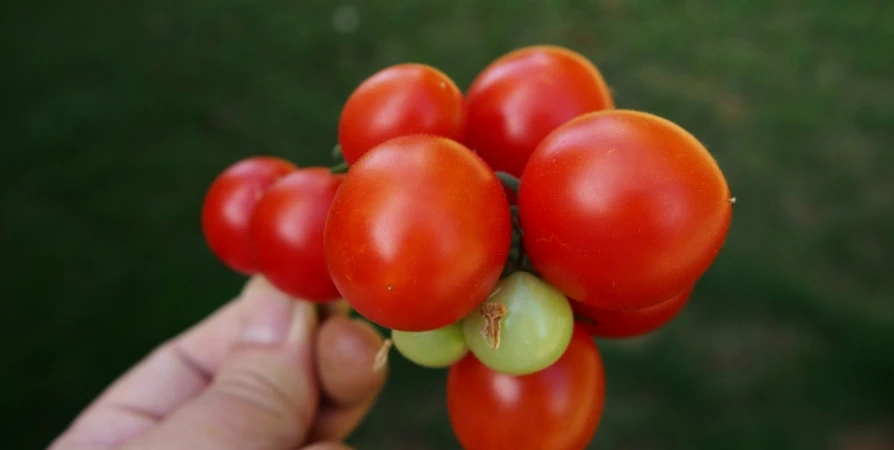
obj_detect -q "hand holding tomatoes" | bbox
[198,44,734,450]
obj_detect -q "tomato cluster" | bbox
[200,45,733,450]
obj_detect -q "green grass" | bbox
[3,0,893,448]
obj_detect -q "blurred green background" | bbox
[4,0,893,448]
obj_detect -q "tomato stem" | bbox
[373,338,393,373]
[330,161,349,174]
[331,143,345,162]
[574,314,598,327]
[496,171,521,193]
[515,239,527,271]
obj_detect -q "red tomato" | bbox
[324,135,511,331]
[338,63,466,164]
[519,110,732,310]
[572,287,693,339]
[250,168,343,302]
[447,325,605,450]
[201,157,297,274]
[465,45,614,178]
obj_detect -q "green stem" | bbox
[496,171,521,194]
[514,239,526,272]
[331,143,345,162]
[330,161,349,174]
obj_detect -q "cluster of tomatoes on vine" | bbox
[201,45,733,450]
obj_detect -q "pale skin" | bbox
[50,276,388,450]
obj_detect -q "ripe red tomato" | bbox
[447,325,605,450]
[324,135,511,331]
[465,45,614,178]
[201,157,297,274]
[572,287,693,339]
[250,168,343,302]
[338,63,466,164]
[519,110,732,310]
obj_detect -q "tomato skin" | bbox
[249,168,342,302]
[201,157,298,274]
[465,45,614,178]
[338,63,466,164]
[324,135,511,331]
[519,110,732,310]
[447,325,605,450]
[572,287,693,339]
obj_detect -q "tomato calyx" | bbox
[478,302,508,349]
[503,204,539,278]
[329,144,350,174]
[373,338,393,372]
[574,313,598,327]
[329,161,349,174]
[496,171,521,193]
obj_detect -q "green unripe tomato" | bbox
[392,322,468,368]
[462,271,574,375]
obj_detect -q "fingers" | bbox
[123,277,322,450]
[308,317,387,442]
[302,443,355,450]
[50,292,249,449]
[318,300,352,321]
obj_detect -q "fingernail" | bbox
[240,277,296,344]
[287,301,318,344]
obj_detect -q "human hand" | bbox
[50,276,388,450]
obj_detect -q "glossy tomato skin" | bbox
[338,63,466,164]
[250,168,342,302]
[572,287,693,339]
[465,45,614,178]
[201,157,297,274]
[324,135,511,331]
[447,325,606,450]
[519,110,732,310]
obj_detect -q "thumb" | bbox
[126,277,320,450]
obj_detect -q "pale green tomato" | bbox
[392,322,468,368]
[462,271,574,375]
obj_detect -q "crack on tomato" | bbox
[537,234,569,248]
[479,302,508,349]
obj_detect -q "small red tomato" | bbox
[520,110,732,310]
[250,168,342,302]
[572,287,693,339]
[465,45,614,178]
[338,63,466,164]
[324,135,511,331]
[447,325,606,450]
[201,157,297,274]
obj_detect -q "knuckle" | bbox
[211,361,315,438]
[215,365,295,418]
